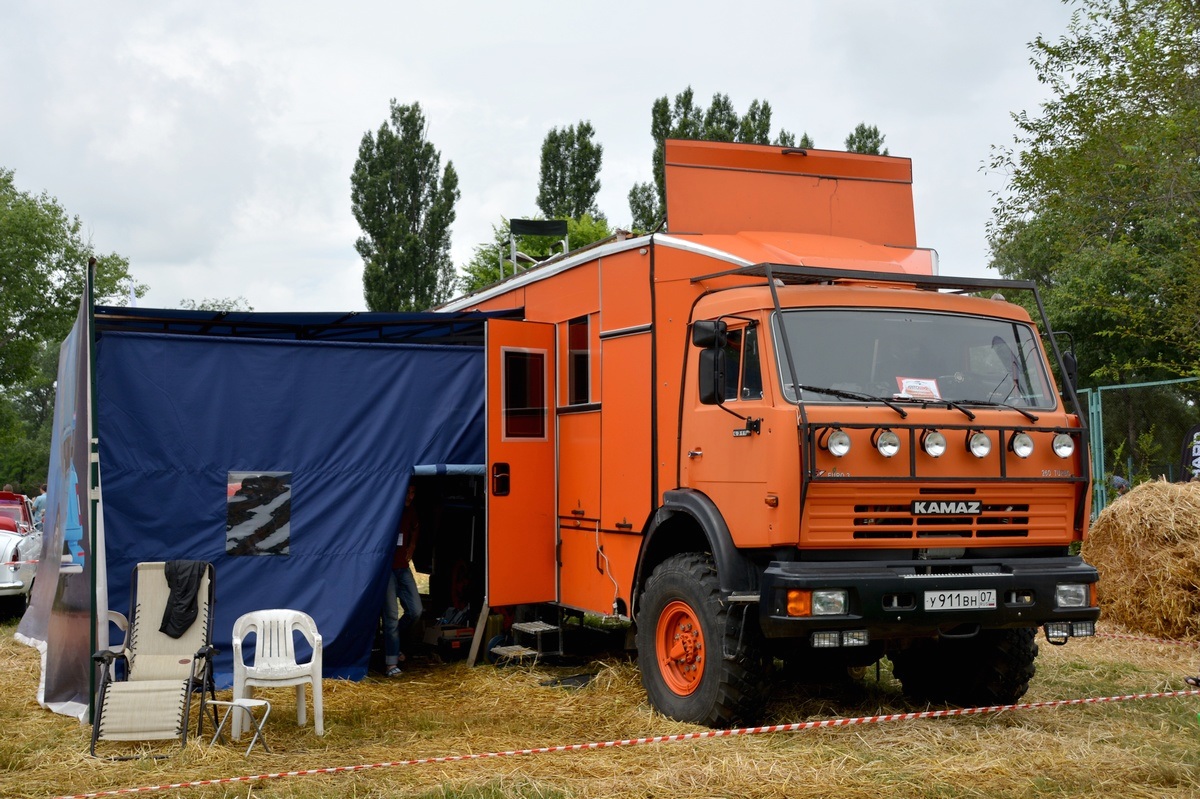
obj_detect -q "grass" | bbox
[2,614,1200,799]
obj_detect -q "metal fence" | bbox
[1079,377,1200,515]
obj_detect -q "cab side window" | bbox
[741,325,763,400]
[722,328,743,401]
[717,325,763,402]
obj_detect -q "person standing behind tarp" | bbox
[31,484,47,529]
[382,483,422,677]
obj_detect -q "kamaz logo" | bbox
[911,500,982,515]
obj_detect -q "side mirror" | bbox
[1062,351,1078,391]
[692,320,728,348]
[698,348,727,405]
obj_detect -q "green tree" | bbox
[987,0,1200,460]
[844,122,889,155]
[627,183,661,234]
[0,168,143,388]
[0,170,142,488]
[179,297,254,312]
[0,345,56,490]
[703,93,739,142]
[458,214,612,295]
[627,87,803,231]
[536,122,604,220]
[351,101,460,312]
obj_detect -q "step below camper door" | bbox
[485,319,558,606]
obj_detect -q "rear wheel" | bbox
[891,627,1038,706]
[635,553,766,726]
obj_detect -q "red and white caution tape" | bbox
[1096,631,1200,648]
[53,688,1200,799]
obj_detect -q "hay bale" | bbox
[1083,479,1200,640]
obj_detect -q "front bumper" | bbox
[758,555,1098,639]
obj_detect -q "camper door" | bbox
[486,320,557,605]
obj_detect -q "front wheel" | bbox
[635,553,766,726]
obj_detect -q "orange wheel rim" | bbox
[655,599,705,696]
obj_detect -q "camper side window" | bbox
[567,316,589,405]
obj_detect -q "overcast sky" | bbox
[2,2,1075,313]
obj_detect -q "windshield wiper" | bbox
[793,384,908,419]
[960,398,1040,422]
[889,394,977,421]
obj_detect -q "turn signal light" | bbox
[787,589,812,617]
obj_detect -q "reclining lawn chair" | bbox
[90,561,217,758]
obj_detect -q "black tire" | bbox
[635,553,767,727]
[891,627,1038,706]
[1,594,23,620]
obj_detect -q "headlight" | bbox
[967,431,992,458]
[825,429,851,457]
[812,590,848,616]
[1055,583,1089,608]
[922,430,947,458]
[874,429,901,458]
[1052,433,1075,458]
[1010,432,1035,458]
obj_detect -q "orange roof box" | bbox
[663,139,917,248]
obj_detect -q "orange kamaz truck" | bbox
[442,139,1098,726]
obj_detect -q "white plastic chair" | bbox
[231,609,324,739]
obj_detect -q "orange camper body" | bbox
[442,139,1098,727]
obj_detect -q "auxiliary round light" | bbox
[827,429,852,457]
[922,430,947,458]
[874,429,901,458]
[1052,433,1075,458]
[1010,431,1035,459]
[967,431,992,458]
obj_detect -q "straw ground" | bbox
[3,615,1200,799]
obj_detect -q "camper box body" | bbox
[444,140,1098,726]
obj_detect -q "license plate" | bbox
[924,589,996,611]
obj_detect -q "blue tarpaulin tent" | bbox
[96,308,491,685]
[21,298,497,715]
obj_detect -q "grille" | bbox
[852,504,1031,540]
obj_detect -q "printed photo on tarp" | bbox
[15,281,95,720]
[227,471,292,555]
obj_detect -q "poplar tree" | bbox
[351,101,459,311]
[536,121,603,220]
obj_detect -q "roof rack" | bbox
[691,263,1036,295]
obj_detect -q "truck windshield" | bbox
[772,308,1056,410]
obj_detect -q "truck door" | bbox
[681,321,773,547]
[486,319,558,606]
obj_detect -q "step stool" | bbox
[209,698,271,755]
[490,619,564,662]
